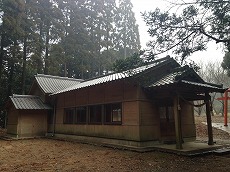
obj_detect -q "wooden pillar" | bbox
[173,95,183,149]
[224,91,228,126]
[205,92,214,145]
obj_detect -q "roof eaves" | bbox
[9,95,52,110]
[180,80,226,92]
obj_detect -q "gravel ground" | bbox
[0,115,229,172]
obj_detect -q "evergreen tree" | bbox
[0,0,25,105]
[222,51,230,76]
[0,0,142,106]
[115,0,141,59]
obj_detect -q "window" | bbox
[63,108,75,124]
[89,105,102,124]
[75,107,87,124]
[105,103,122,124]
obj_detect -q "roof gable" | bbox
[29,74,83,95]
[150,66,204,87]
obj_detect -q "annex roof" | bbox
[32,74,84,94]
[52,57,173,95]
[9,95,52,110]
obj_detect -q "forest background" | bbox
[0,0,141,118]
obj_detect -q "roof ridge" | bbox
[36,74,84,82]
[81,56,172,83]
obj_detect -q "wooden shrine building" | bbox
[6,57,226,149]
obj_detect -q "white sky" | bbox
[131,0,225,63]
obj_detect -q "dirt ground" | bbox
[0,115,230,172]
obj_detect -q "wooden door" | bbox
[159,106,176,142]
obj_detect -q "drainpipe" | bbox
[52,97,57,137]
[4,110,7,129]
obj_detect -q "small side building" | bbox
[6,95,51,137]
[6,75,83,138]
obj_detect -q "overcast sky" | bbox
[131,0,224,63]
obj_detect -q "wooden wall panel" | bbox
[64,91,76,107]
[7,106,19,135]
[181,124,196,138]
[140,125,160,140]
[75,89,88,106]
[123,81,138,100]
[180,101,196,138]
[18,110,47,137]
[181,102,195,124]
[105,81,123,102]
[55,109,64,124]
[123,101,139,125]
[139,101,159,125]
[7,125,17,135]
[7,107,18,125]
[56,94,65,108]
[138,88,150,100]
[55,124,141,141]
[88,85,105,104]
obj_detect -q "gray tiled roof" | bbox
[51,57,224,95]
[150,70,185,87]
[52,57,171,95]
[35,74,83,94]
[10,95,52,110]
[148,66,225,92]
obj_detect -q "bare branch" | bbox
[163,0,230,6]
[199,27,230,43]
[148,30,197,56]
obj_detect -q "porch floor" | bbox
[149,141,225,156]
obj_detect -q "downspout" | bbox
[4,110,7,129]
[52,96,57,137]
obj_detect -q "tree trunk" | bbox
[37,17,44,74]
[8,41,17,97]
[0,35,4,79]
[44,26,50,75]
[22,36,27,94]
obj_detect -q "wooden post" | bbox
[173,95,183,149]
[224,91,228,126]
[205,93,214,145]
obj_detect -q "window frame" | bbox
[104,103,122,125]
[75,106,87,124]
[63,107,75,124]
[88,105,103,124]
